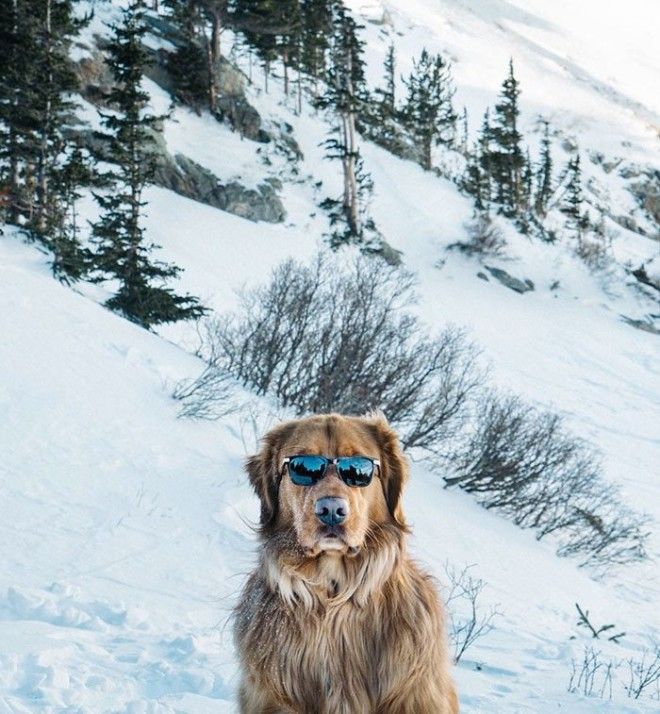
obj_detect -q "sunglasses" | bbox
[282,455,380,488]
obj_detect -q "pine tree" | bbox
[299,0,332,93]
[164,0,211,111]
[363,41,398,147]
[462,110,492,212]
[488,59,525,217]
[560,153,589,241]
[91,0,205,328]
[316,1,370,244]
[0,0,85,237]
[50,141,93,282]
[375,42,396,117]
[233,0,300,94]
[0,0,38,226]
[401,49,456,170]
[534,119,553,216]
[457,106,469,155]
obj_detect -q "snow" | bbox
[1,0,660,711]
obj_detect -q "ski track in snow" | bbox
[1,0,659,711]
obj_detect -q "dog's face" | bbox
[246,413,409,557]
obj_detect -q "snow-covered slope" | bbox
[1,0,659,711]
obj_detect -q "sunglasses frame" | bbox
[282,455,381,488]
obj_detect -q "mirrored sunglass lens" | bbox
[289,456,326,486]
[337,457,374,487]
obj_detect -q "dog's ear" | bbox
[245,420,296,531]
[245,449,279,530]
[366,412,409,529]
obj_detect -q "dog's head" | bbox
[246,412,409,557]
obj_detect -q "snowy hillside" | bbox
[1,0,659,712]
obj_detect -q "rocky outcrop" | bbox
[485,266,535,294]
[74,44,114,107]
[629,171,660,236]
[71,125,285,223]
[154,153,285,223]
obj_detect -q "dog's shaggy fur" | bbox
[233,413,459,713]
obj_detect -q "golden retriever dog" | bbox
[233,412,459,713]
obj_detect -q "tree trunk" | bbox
[344,109,360,238]
[36,0,53,233]
[211,11,221,63]
[283,47,289,96]
[205,35,217,112]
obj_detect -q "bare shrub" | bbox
[443,562,500,663]
[625,647,660,699]
[449,213,506,257]
[444,392,649,566]
[172,331,238,421]
[576,214,612,271]
[172,365,236,420]
[568,646,619,699]
[209,253,482,454]
[576,234,610,271]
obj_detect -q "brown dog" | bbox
[233,412,459,713]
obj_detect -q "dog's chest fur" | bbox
[235,551,440,714]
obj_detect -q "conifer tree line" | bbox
[0,0,204,327]
[205,2,595,252]
[0,0,604,318]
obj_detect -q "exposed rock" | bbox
[71,127,285,223]
[143,47,176,96]
[216,57,247,98]
[143,12,181,45]
[365,239,403,267]
[77,24,272,146]
[621,316,660,335]
[155,153,285,223]
[362,120,423,164]
[485,266,535,294]
[611,213,646,236]
[477,271,489,281]
[631,265,660,293]
[216,95,270,143]
[73,46,114,107]
[629,170,660,234]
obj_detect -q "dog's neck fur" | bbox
[262,524,405,610]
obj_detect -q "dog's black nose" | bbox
[315,497,349,526]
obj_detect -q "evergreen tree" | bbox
[316,1,370,244]
[1,0,38,226]
[363,41,398,147]
[233,0,300,94]
[488,60,525,217]
[299,0,332,93]
[462,110,492,212]
[49,142,94,282]
[0,0,85,236]
[164,0,211,111]
[91,0,205,328]
[534,119,553,215]
[560,153,590,245]
[457,106,469,155]
[375,42,396,117]
[401,49,456,170]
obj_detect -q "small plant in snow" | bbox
[172,325,237,420]
[443,562,500,664]
[449,212,506,258]
[625,646,660,700]
[575,603,625,643]
[568,646,619,699]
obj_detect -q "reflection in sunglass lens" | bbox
[337,457,374,487]
[288,455,327,486]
